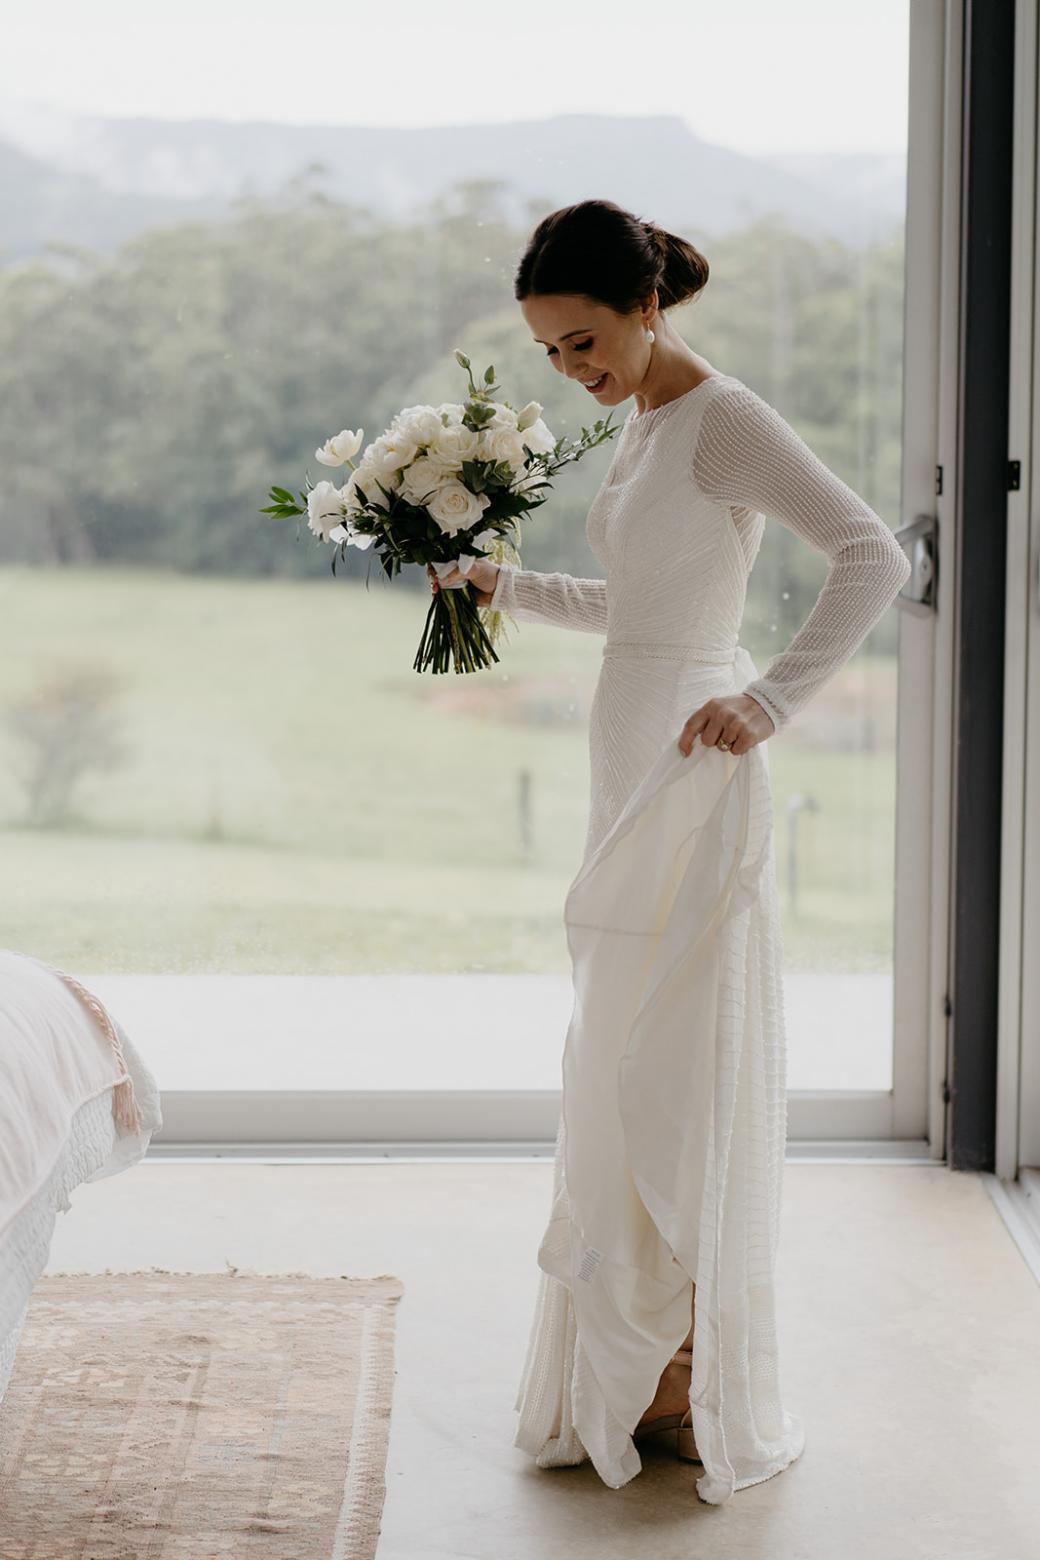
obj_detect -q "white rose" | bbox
[330,473,378,549]
[487,405,519,429]
[516,400,543,432]
[430,421,481,467]
[520,417,556,456]
[351,457,392,509]
[307,480,347,541]
[480,426,528,471]
[391,406,443,447]
[340,469,362,511]
[439,403,467,425]
[401,454,456,507]
[427,480,492,536]
[314,428,364,467]
[360,432,419,500]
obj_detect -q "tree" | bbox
[5,661,130,827]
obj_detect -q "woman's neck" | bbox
[632,328,716,414]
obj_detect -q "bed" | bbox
[0,948,162,1403]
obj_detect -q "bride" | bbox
[429,198,910,1504]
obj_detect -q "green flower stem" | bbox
[413,585,501,674]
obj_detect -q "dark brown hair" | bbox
[513,199,709,318]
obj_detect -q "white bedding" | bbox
[0,950,162,1402]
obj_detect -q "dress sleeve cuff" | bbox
[741,682,788,733]
[489,563,515,614]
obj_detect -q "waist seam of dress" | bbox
[602,639,741,664]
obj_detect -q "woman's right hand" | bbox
[426,558,501,608]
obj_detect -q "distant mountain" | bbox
[0,99,905,266]
[0,137,231,266]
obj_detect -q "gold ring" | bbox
[718,738,731,751]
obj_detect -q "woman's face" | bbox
[520,292,654,408]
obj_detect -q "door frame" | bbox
[892,0,962,1156]
[997,0,1039,1179]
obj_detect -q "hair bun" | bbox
[513,199,708,316]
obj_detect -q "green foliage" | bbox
[0,197,904,651]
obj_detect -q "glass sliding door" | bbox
[0,0,950,1150]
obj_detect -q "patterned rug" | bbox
[0,1268,405,1559]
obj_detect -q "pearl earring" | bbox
[646,328,655,343]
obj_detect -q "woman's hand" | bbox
[426,558,500,608]
[677,692,775,757]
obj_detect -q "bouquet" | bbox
[260,349,619,673]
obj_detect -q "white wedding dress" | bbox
[488,372,911,1505]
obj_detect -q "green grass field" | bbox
[0,566,899,974]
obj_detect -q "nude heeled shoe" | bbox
[632,1347,703,1464]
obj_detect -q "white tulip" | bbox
[515,400,543,432]
[520,417,557,456]
[315,428,364,466]
[344,522,377,550]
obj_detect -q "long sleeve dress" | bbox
[489,372,912,1505]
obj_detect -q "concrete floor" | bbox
[42,1161,1040,1560]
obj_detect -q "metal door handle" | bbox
[893,512,937,615]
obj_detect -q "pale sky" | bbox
[1,0,909,157]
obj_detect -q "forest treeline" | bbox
[0,183,905,639]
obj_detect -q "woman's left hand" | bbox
[677,692,775,758]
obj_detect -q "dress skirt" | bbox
[513,641,806,1504]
